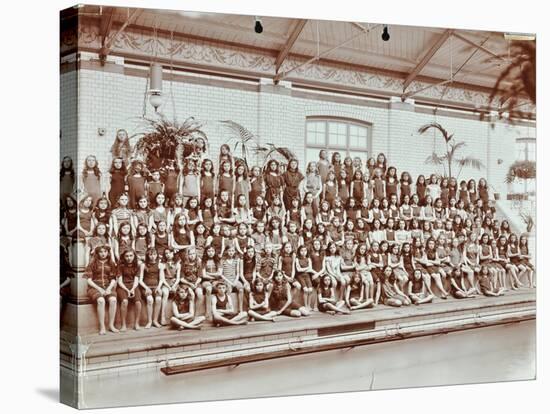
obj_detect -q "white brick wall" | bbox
[63,64,533,198]
[60,70,78,166]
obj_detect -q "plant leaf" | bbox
[454,156,485,170]
[418,122,451,143]
[425,152,445,165]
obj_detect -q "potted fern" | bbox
[131,115,208,170]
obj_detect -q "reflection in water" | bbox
[77,320,535,408]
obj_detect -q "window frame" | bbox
[516,137,536,162]
[514,137,536,195]
[305,116,373,161]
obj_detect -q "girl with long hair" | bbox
[234,162,251,209]
[318,274,350,314]
[248,278,277,322]
[269,271,309,317]
[199,158,215,204]
[85,245,118,334]
[282,158,304,210]
[81,155,103,205]
[106,157,127,207]
[264,159,285,206]
[139,248,164,328]
[60,156,75,200]
[127,160,147,210]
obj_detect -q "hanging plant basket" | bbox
[131,115,207,170]
[505,160,536,183]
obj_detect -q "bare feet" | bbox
[153,321,162,328]
[144,322,152,329]
[99,328,106,335]
[134,324,141,331]
[109,325,119,333]
[120,325,127,332]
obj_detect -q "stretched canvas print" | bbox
[60,4,537,409]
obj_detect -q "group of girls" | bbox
[60,141,536,335]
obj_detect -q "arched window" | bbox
[305,117,372,164]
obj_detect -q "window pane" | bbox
[348,150,368,162]
[328,122,346,147]
[307,119,370,165]
[306,148,322,165]
[527,142,535,161]
[349,125,368,149]
[516,143,525,161]
[306,121,326,146]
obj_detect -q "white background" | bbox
[0,0,547,412]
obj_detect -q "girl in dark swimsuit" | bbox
[345,271,373,310]
[211,282,248,326]
[248,279,277,322]
[138,248,163,328]
[318,274,350,314]
[269,271,309,317]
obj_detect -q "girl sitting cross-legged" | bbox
[345,271,374,310]
[379,266,411,307]
[211,282,248,326]
[448,267,476,299]
[170,286,205,330]
[248,278,278,322]
[318,274,351,314]
[407,268,434,305]
[269,270,309,317]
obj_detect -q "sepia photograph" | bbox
[59,4,536,409]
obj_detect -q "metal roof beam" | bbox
[274,23,380,82]
[98,6,115,64]
[452,32,505,61]
[402,29,453,94]
[100,8,140,65]
[275,19,308,73]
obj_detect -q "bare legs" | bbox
[145,293,162,328]
[410,293,434,304]
[431,271,449,298]
[323,300,350,314]
[212,311,248,326]
[349,297,374,310]
[507,265,523,289]
[170,314,205,330]
[248,309,277,321]
[96,296,118,335]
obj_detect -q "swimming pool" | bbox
[72,319,535,408]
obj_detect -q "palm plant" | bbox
[220,120,259,167]
[487,41,536,122]
[259,143,297,167]
[131,115,207,170]
[220,120,297,167]
[418,122,485,179]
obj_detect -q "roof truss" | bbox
[402,29,453,95]
[275,19,308,74]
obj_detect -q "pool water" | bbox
[76,320,536,408]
